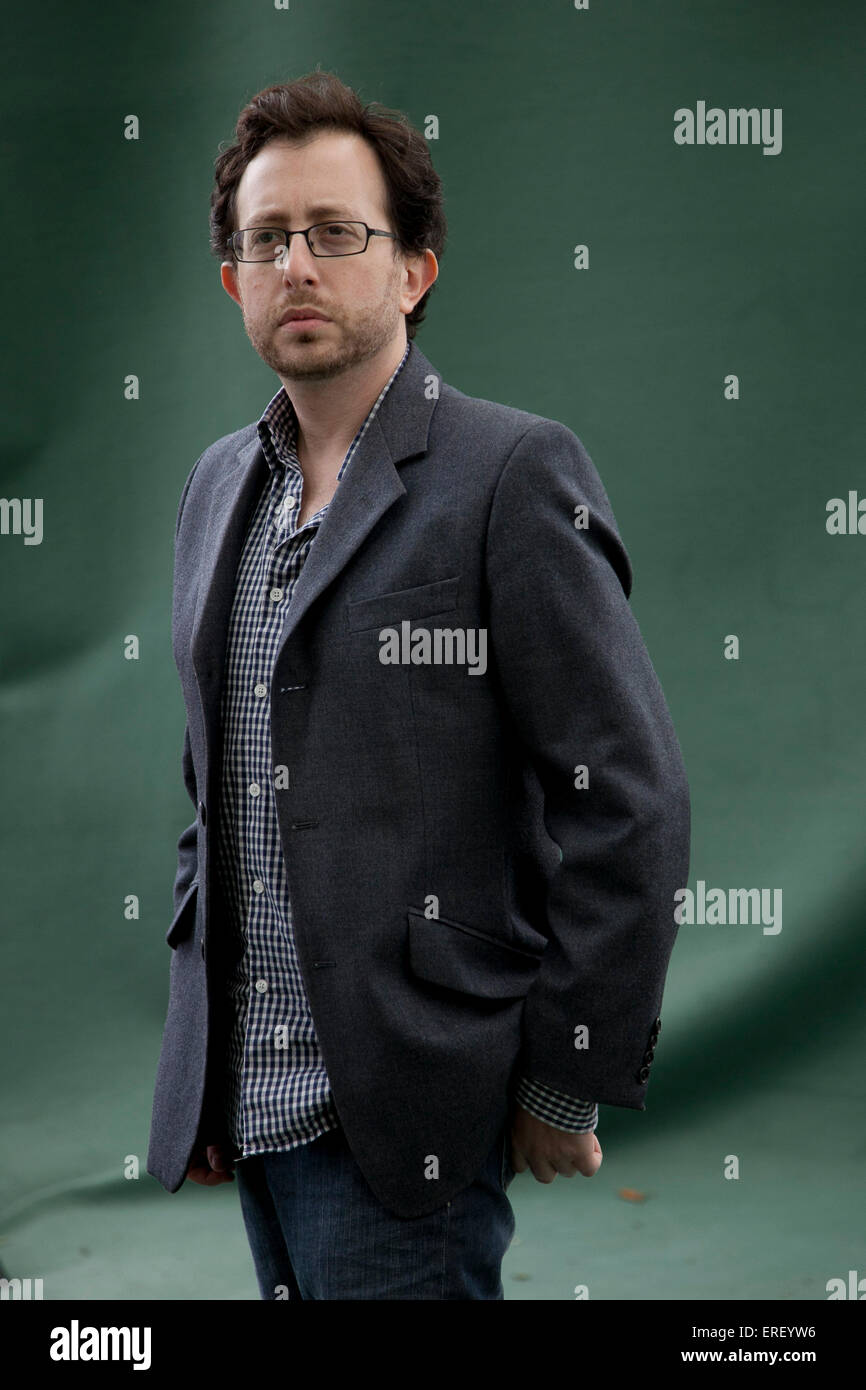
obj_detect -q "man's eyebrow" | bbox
[245,204,358,223]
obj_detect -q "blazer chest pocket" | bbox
[406,907,544,999]
[166,879,199,948]
[346,576,460,632]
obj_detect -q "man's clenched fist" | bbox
[509,1105,603,1182]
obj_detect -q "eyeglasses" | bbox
[228,221,398,261]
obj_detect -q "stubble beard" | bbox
[245,281,404,383]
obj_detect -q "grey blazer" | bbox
[146,338,690,1218]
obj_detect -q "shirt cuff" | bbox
[515,1073,598,1132]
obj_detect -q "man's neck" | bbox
[280,334,408,469]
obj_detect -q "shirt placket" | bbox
[238,462,302,1148]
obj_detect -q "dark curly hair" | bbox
[210,69,447,339]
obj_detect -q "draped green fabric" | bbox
[1,0,862,1299]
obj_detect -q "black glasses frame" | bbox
[228,221,398,261]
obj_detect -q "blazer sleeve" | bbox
[484,420,691,1110]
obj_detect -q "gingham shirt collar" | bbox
[254,339,412,483]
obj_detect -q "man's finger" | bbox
[187,1163,235,1186]
[186,1145,237,1185]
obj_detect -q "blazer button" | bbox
[198,800,206,826]
[636,1064,651,1083]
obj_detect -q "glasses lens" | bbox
[236,229,286,261]
[309,222,366,256]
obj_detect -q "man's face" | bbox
[221,131,421,381]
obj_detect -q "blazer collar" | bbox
[189,337,443,698]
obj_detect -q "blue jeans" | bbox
[235,1118,517,1299]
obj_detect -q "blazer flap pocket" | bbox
[166,879,199,948]
[346,576,460,632]
[407,908,543,999]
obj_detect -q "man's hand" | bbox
[186,1142,240,1186]
[510,1104,603,1182]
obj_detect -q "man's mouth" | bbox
[279,308,331,329]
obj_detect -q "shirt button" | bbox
[249,783,260,798]
[270,588,283,602]
[254,683,267,698]
[255,979,268,993]
[252,880,265,894]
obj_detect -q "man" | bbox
[146,71,691,1300]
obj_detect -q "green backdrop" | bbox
[1,0,863,1300]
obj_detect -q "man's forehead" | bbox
[236,131,384,218]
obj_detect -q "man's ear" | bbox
[220,260,242,307]
[400,248,438,318]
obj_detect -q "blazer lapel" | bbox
[189,433,268,715]
[273,339,440,650]
[189,338,441,732]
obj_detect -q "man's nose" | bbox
[275,232,319,279]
